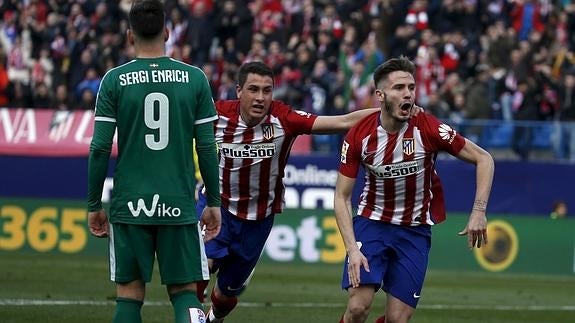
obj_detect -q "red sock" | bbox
[339,314,344,323]
[210,289,238,318]
[196,280,209,303]
[375,315,386,323]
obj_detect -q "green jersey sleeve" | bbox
[87,73,117,211]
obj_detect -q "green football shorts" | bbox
[109,223,209,285]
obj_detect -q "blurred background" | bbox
[0,0,575,161]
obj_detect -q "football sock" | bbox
[170,290,204,323]
[196,280,209,303]
[206,307,224,323]
[339,314,344,323]
[375,314,386,323]
[208,289,238,320]
[112,297,143,323]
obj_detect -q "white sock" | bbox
[207,307,224,323]
[188,308,206,323]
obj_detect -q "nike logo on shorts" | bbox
[413,292,421,298]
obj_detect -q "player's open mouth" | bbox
[400,102,412,111]
[252,104,265,112]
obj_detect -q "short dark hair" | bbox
[129,0,165,40]
[237,61,274,88]
[373,56,416,88]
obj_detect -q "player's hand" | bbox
[88,209,109,238]
[458,210,488,249]
[200,206,221,242]
[410,104,424,117]
[346,247,370,288]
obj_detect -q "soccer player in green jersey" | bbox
[87,1,221,322]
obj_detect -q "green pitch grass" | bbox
[0,252,573,323]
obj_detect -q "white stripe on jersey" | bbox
[94,116,116,123]
[195,114,218,125]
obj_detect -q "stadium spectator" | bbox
[51,83,73,111]
[511,77,540,160]
[0,49,8,106]
[75,66,101,100]
[31,81,52,108]
[334,56,494,323]
[426,91,451,119]
[6,80,32,108]
[6,36,30,85]
[195,61,386,323]
[537,64,575,161]
[1,0,574,159]
[185,1,214,68]
[76,86,96,110]
[86,1,221,322]
[509,0,546,42]
[464,64,492,142]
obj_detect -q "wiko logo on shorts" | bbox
[127,194,181,217]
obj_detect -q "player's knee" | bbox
[116,280,145,301]
[385,309,413,323]
[347,301,371,320]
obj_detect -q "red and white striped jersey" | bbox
[214,100,317,220]
[338,111,465,226]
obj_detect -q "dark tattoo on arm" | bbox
[472,200,487,212]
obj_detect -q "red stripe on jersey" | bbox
[271,139,291,214]
[237,127,255,218]
[363,133,378,218]
[418,154,434,224]
[401,127,416,225]
[382,132,397,218]
[256,116,273,220]
[221,118,237,214]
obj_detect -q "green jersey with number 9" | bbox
[93,57,217,225]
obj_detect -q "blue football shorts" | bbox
[196,191,275,297]
[341,216,432,308]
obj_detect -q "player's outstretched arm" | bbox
[311,108,379,134]
[311,104,424,134]
[455,139,494,249]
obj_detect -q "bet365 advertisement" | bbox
[1,108,575,274]
[1,198,573,275]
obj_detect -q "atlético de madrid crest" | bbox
[262,123,274,140]
[402,138,415,155]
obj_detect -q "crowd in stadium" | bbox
[0,0,574,156]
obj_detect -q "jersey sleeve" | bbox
[94,71,116,120]
[338,126,362,178]
[418,113,466,155]
[195,122,220,207]
[274,101,318,135]
[194,69,218,125]
[87,72,117,211]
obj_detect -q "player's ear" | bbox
[374,88,385,102]
[127,29,134,46]
[164,27,169,42]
